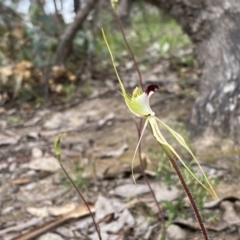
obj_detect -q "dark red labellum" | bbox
[145,84,159,95]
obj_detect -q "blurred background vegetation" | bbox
[0,0,193,106]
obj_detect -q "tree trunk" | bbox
[54,0,98,66]
[145,0,240,142]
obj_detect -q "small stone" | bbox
[37,232,64,240]
[56,227,74,238]
[125,61,134,70]
[9,162,17,172]
[27,132,39,140]
[28,156,60,172]
[0,162,8,171]
[25,182,37,191]
[166,224,186,240]
[31,147,43,158]
[43,113,62,129]
[26,170,37,175]
[0,107,5,114]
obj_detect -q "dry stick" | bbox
[162,145,209,240]
[135,121,166,238]
[52,0,62,34]
[54,0,97,65]
[59,162,102,240]
[114,8,166,236]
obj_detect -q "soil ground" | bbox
[1,66,240,240]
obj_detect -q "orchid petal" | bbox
[131,118,149,184]
[102,29,153,118]
[102,29,126,95]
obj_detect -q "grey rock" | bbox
[166,224,186,240]
[37,232,64,240]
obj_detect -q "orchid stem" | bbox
[113,10,143,89]
[161,144,209,240]
[113,6,166,236]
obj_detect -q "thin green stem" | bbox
[59,162,102,240]
[113,10,143,89]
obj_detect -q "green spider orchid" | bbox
[102,29,218,199]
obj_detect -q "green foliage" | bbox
[148,147,172,184]
[98,7,191,61]
[53,133,64,162]
[0,3,58,66]
[80,80,92,96]
[149,122,191,183]
[149,144,219,224]
[54,134,87,189]
[168,122,191,148]
[182,165,219,211]
[62,163,86,189]
[62,83,75,102]
[161,197,186,226]
[8,115,20,123]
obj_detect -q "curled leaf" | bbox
[111,0,118,11]
[53,133,66,163]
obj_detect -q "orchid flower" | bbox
[102,29,218,199]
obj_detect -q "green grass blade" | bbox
[53,133,66,163]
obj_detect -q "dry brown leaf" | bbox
[220,201,240,224]
[24,70,31,80]
[48,203,77,217]
[99,143,128,158]
[12,24,24,39]
[12,177,33,185]
[14,61,33,78]
[67,71,76,82]
[12,172,51,186]
[11,203,95,240]
[112,184,150,198]
[0,66,13,84]
[0,218,42,236]
[93,196,135,239]
[51,65,65,78]
[27,207,49,218]
[0,134,20,146]
[95,196,119,222]
[28,156,60,172]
